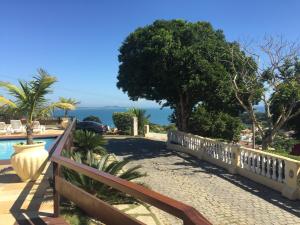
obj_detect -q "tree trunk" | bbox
[261,133,274,150]
[252,122,255,149]
[26,123,34,145]
[177,93,189,132]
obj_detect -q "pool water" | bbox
[0,138,56,160]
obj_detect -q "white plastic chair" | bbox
[0,122,8,135]
[10,120,25,133]
[32,121,46,133]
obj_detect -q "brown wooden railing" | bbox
[51,119,211,225]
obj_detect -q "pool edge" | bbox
[0,135,60,165]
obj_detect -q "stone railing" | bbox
[143,125,168,141]
[167,130,300,200]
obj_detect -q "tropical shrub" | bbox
[73,130,107,155]
[188,106,244,142]
[149,123,176,134]
[83,115,101,123]
[112,112,132,135]
[127,108,150,134]
[57,97,80,117]
[62,150,146,204]
[0,69,74,144]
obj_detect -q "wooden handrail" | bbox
[51,119,211,225]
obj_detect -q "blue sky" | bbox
[0,0,299,107]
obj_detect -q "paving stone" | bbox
[106,137,300,225]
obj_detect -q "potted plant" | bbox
[0,69,74,181]
[57,97,79,129]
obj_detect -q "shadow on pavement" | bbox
[106,137,300,218]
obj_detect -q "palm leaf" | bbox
[0,96,16,108]
[0,81,26,100]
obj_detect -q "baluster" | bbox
[256,155,261,174]
[272,159,277,180]
[278,160,283,182]
[251,153,256,172]
[266,157,271,178]
[245,151,250,170]
[248,152,252,170]
[247,152,251,170]
[241,149,245,167]
[261,156,266,176]
[224,144,227,163]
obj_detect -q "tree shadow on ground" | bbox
[106,137,300,218]
[106,137,171,161]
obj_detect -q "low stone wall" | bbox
[145,132,167,141]
[143,125,167,141]
[167,130,300,200]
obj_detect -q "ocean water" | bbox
[54,107,173,127]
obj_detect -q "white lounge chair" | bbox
[10,120,25,133]
[0,122,9,135]
[32,121,46,133]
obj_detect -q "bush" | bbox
[271,134,299,152]
[112,112,132,135]
[149,123,176,133]
[83,115,101,123]
[188,106,243,142]
[73,130,107,155]
[128,108,150,134]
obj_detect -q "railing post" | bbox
[53,162,62,217]
[228,144,240,174]
[131,116,138,136]
[281,160,300,200]
[144,124,149,136]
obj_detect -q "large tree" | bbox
[117,19,244,131]
[227,37,300,149]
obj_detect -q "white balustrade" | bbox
[168,130,289,185]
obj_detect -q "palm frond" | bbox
[0,96,16,108]
[0,81,26,101]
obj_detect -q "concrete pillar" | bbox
[131,116,138,136]
[144,125,150,136]
[281,160,300,200]
[228,145,240,174]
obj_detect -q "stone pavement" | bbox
[0,156,163,225]
[0,163,55,225]
[106,137,300,225]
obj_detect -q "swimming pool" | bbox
[0,138,56,160]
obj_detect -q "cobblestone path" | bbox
[106,137,300,225]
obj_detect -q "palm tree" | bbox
[58,97,80,117]
[0,69,74,144]
[128,108,150,134]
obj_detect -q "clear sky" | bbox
[0,0,299,107]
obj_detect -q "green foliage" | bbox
[128,108,150,134]
[112,112,132,134]
[149,123,176,134]
[265,149,300,161]
[270,134,300,152]
[117,19,246,131]
[57,97,80,117]
[73,130,107,155]
[0,69,72,144]
[61,202,91,225]
[62,150,146,204]
[188,105,244,142]
[83,115,101,123]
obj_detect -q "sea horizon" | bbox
[54,106,173,127]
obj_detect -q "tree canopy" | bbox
[117,19,246,131]
[228,37,300,149]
